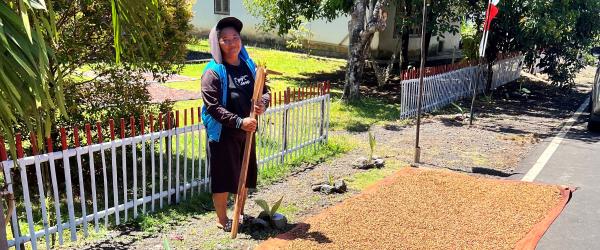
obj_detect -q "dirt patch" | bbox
[258,168,563,250]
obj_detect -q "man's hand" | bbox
[254,102,266,115]
[241,118,257,132]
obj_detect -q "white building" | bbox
[192,0,461,60]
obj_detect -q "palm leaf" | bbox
[270,196,284,217]
[255,199,271,215]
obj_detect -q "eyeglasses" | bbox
[219,36,241,45]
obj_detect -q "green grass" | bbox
[172,99,203,112]
[164,80,200,93]
[182,39,345,94]
[258,135,357,186]
[178,63,206,79]
[330,97,403,132]
[277,203,300,222]
[346,160,407,191]
[174,41,401,133]
[134,192,213,233]
[186,40,210,53]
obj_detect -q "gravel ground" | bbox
[67,68,593,249]
[258,168,562,250]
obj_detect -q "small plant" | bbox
[255,196,287,229]
[368,131,376,162]
[256,196,284,221]
[328,174,335,186]
[518,81,531,95]
[163,238,172,250]
[451,102,465,118]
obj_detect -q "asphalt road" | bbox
[513,110,600,249]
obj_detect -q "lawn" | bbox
[169,40,402,132]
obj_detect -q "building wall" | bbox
[192,0,461,60]
[192,0,349,48]
[375,2,462,59]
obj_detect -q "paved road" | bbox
[513,111,600,249]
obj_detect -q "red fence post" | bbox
[158,113,164,131]
[197,107,201,125]
[184,109,188,127]
[46,136,53,153]
[120,118,126,140]
[30,132,38,155]
[0,136,7,161]
[130,116,136,137]
[86,124,92,146]
[73,126,80,148]
[60,128,68,151]
[16,133,24,158]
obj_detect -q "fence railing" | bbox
[0,83,331,249]
[400,54,524,119]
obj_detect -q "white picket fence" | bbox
[400,55,524,118]
[0,84,330,249]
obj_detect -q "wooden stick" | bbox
[231,66,267,238]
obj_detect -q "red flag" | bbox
[479,0,500,56]
[484,0,500,31]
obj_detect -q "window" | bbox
[214,0,230,15]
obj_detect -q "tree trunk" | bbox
[343,0,389,102]
[343,0,368,102]
[401,29,410,69]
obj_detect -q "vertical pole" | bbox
[149,114,156,212]
[0,197,7,250]
[105,120,116,225]
[130,116,137,218]
[414,0,429,164]
[140,115,146,214]
[471,0,492,125]
[281,88,290,163]
[158,113,164,208]
[167,112,172,205]
[86,123,99,232]
[120,118,128,221]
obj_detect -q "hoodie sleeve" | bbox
[201,70,243,128]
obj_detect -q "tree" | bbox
[1,0,193,156]
[55,0,192,124]
[480,0,600,87]
[244,0,390,102]
[245,0,471,100]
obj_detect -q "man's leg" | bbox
[213,192,229,225]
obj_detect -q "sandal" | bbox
[216,219,233,232]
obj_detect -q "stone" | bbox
[373,158,385,168]
[251,217,270,229]
[320,185,335,194]
[333,180,347,193]
[271,213,288,230]
[353,157,369,169]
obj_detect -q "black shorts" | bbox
[207,132,257,194]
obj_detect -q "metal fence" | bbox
[400,54,524,119]
[0,83,330,249]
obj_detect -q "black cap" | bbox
[216,17,243,33]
